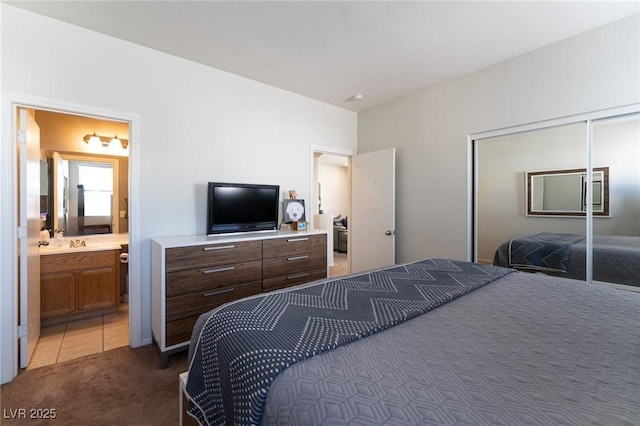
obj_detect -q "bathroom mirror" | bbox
[526,167,609,216]
[48,152,120,236]
[34,108,129,238]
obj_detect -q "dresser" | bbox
[152,230,327,367]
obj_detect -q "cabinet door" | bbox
[41,272,76,319]
[78,266,117,311]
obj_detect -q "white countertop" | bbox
[40,233,129,256]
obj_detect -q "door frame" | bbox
[309,145,355,272]
[1,92,142,383]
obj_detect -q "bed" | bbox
[492,232,640,287]
[183,258,640,425]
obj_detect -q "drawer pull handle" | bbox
[203,266,235,274]
[203,288,235,297]
[287,238,309,243]
[287,255,309,261]
[288,273,309,280]
[203,245,235,251]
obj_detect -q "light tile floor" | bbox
[28,303,129,370]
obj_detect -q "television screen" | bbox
[207,182,280,235]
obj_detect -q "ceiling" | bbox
[6,1,639,112]
[318,153,349,167]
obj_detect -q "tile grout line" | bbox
[31,305,129,369]
[54,321,68,364]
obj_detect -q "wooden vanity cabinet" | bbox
[40,272,76,318]
[152,230,328,368]
[77,266,118,311]
[40,250,119,323]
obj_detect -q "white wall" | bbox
[0,5,356,383]
[358,14,640,264]
[318,163,349,219]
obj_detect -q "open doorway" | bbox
[314,152,351,277]
[312,147,397,275]
[23,108,130,370]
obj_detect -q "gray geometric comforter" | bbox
[262,271,640,425]
[185,259,513,425]
[508,232,584,273]
[495,233,640,287]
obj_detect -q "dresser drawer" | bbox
[166,316,200,347]
[166,280,262,322]
[166,260,262,297]
[263,249,327,279]
[166,240,262,271]
[263,268,327,293]
[263,234,326,259]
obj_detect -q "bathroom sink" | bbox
[39,240,123,255]
[39,233,129,255]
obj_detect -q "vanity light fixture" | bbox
[83,132,129,149]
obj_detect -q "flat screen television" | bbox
[207,182,280,235]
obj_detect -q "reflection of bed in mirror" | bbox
[493,232,640,287]
[77,223,112,235]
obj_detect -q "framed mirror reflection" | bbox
[526,166,609,216]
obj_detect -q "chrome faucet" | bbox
[69,239,86,248]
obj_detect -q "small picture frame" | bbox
[291,221,308,231]
[279,222,292,231]
[283,199,306,223]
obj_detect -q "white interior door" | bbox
[19,108,41,368]
[350,148,396,273]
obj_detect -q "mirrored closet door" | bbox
[590,114,640,287]
[473,107,639,289]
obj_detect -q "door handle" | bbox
[385,230,395,236]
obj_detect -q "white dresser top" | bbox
[152,229,327,249]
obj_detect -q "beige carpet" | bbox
[1,344,188,425]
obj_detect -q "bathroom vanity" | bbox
[39,235,127,325]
